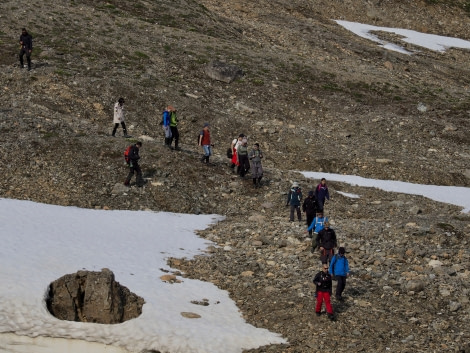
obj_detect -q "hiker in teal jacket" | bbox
[329,247,350,301]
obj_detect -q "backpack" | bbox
[226,138,236,159]
[290,187,301,201]
[197,130,204,145]
[330,255,337,281]
[124,145,132,164]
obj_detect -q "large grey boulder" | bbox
[205,60,244,83]
[46,268,144,324]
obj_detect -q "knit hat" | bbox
[308,190,314,196]
[339,247,346,254]
[292,182,299,188]
[203,122,210,127]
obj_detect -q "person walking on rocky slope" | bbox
[307,211,328,250]
[249,143,263,188]
[237,137,250,177]
[124,141,144,187]
[313,264,334,320]
[316,221,337,265]
[329,247,350,301]
[112,98,130,137]
[230,134,244,172]
[303,191,317,236]
[19,28,33,71]
[162,106,172,148]
[198,123,213,164]
[286,182,302,222]
[315,178,330,212]
[167,105,180,150]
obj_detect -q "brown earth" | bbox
[0,0,469,352]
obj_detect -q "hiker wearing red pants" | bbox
[313,264,334,320]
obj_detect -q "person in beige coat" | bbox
[112,98,129,137]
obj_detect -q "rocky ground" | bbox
[1,0,470,352]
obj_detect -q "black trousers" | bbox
[306,211,315,234]
[169,126,179,147]
[112,122,127,136]
[290,205,301,222]
[19,48,31,68]
[335,275,347,297]
[238,155,250,176]
[126,163,143,186]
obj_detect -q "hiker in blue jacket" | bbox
[329,247,350,301]
[307,211,328,235]
[315,178,330,212]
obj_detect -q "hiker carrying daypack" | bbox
[286,182,302,222]
[124,145,133,164]
[329,247,350,301]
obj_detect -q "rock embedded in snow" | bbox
[46,269,144,324]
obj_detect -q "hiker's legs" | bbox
[289,205,295,221]
[26,51,31,69]
[306,212,314,228]
[202,145,211,163]
[315,292,324,313]
[19,49,25,67]
[323,292,333,314]
[296,206,302,221]
[125,167,135,185]
[336,276,346,297]
[135,164,144,186]
[170,127,179,149]
[112,123,119,136]
[121,122,128,136]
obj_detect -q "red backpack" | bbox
[124,145,132,164]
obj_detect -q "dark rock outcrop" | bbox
[205,60,244,83]
[46,268,144,324]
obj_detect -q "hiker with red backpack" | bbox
[124,141,144,187]
[230,134,245,172]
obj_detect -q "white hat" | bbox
[292,182,299,187]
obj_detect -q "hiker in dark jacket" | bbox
[313,264,334,320]
[124,142,144,187]
[315,178,330,212]
[316,221,337,264]
[286,182,302,222]
[302,191,317,236]
[249,143,263,188]
[19,28,33,70]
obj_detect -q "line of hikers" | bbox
[286,179,350,320]
[116,100,265,188]
[115,102,350,320]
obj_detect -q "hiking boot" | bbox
[124,180,130,187]
[316,312,321,317]
[175,146,182,151]
[327,313,335,321]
